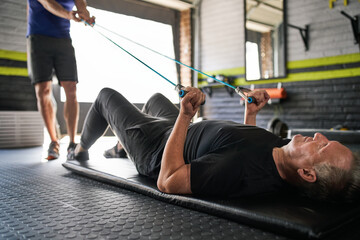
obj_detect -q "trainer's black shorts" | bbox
[27,34,78,85]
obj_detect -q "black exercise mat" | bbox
[63,158,360,240]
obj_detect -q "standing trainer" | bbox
[27,0,95,159]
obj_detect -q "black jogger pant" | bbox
[80,88,179,178]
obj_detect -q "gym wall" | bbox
[0,0,33,110]
[197,0,360,130]
[1,0,359,148]
[0,0,182,143]
[0,0,44,148]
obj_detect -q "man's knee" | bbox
[142,93,170,114]
[149,93,166,101]
[99,87,116,97]
[94,87,115,103]
[145,93,167,107]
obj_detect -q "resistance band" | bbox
[81,20,187,97]
[83,21,255,104]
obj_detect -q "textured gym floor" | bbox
[0,137,357,240]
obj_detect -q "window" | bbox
[245,41,261,80]
[245,0,286,81]
[66,7,179,103]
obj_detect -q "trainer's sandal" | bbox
[47,141,60,160]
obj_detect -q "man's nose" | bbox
[314,133,328,142]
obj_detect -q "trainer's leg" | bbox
[61,81,79,144]
[35,81,58,142]
[53,37,78,146]
[28,35,61,159]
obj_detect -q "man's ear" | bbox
[297,168,317,183]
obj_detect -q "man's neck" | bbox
[272,147,287,180]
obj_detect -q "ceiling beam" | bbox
[141,0,194,11]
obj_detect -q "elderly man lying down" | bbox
[68,87,360,202]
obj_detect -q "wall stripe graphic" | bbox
[1,49,358,85]
[0,49,36,111]
[287,53,360,69]
[0,49,28,76]
[198,53,360,86]
[0,59,27,68]
[0,49,27,62]
[0,66,28,77]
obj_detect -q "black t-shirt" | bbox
[183,120,290,197]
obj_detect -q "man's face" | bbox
[285,133,353,170]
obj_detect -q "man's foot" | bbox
[47,141,60,160]
[103,144,127,158]
[67,143,89,161]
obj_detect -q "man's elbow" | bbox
[157,166,191,194]
[157,179,173,194]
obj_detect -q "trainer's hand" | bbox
[71,10,95,25]
[180,87,206,120]
[69,11,78,21]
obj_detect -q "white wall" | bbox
[198,0,360,72]
[0,0,27,52]
[199,0,245,71]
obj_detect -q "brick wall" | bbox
[0,0,37,111]
[180,9,192,86]
[0,0,43,147]
[198,0,360,130]
[287,0,360,60]
[202,76,360,130]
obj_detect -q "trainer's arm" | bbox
[38,0,78,21]
[74,0,95,24]
[37,0,95,24]
[157,88,205,194]
[244,89,270,125]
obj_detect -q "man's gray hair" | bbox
[299,152,360,202]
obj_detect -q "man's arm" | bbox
[244,89,270,125]
[157,87,205,194]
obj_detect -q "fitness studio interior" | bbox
[1,0,360,239]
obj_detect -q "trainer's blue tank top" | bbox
[27,0,75,38]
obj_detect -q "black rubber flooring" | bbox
[0,141,292,240]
